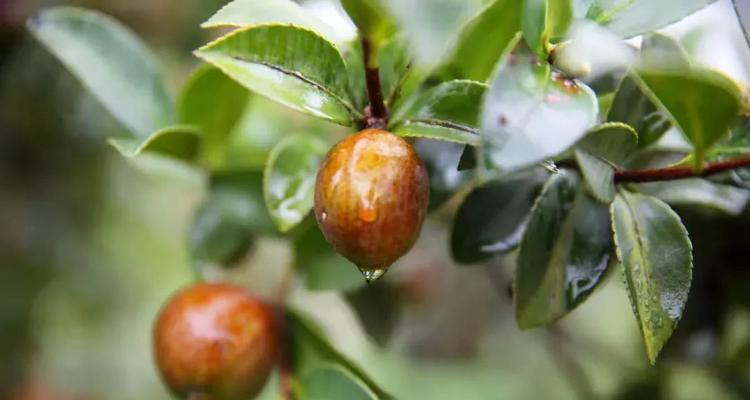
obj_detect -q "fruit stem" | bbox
[361,37,388,129]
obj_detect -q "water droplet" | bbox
[320,211,328,221]
[359,267,386,283]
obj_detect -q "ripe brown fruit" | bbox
[314,129,429,281]
[153,282,278,400]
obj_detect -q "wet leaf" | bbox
[611,190,693,364]
[451,169,549,264]
[515,171,613,328]
[574,122,638,202]
[28,7,175,138]
[480,43,598,175]
[196,25,357,125]
[264,134,329,232]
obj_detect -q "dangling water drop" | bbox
[358,266,386,283]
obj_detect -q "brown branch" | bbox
[614,154,750,183]
[361,38,388,129]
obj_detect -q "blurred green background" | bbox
[2,0,750,399]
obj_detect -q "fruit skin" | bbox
[314,129,429,274]
[153,283,278,400]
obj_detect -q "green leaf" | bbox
[523,0,574,56]
[202,0,340,42]
[515,171,613,329]
[437,0,522,82]
[108,125,201,161]
[179,64,251,169]
[611,191,693,364]
[378,36,413,106]
[293,223,365,292]
[640,33,691,71]
[299,365,374,400]
[608,76,672,148]
[574,122,638,202]
[638,179,750,216]
[289,310,393,400]
[480,43,598,175]
[414,140,474,210]
[734,0,750,47]
[392,80,486,146]
[28,7,175,138]
[190,172,277,270]
[584,0,716,38]
[195,25,356,125]
[636,67,743,168]
[341,0,397,47]
[451,169,549,264]
[264,134,329,233]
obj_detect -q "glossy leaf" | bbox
[264,134,329,233]
[393,80,485,146]
[515,171,613,329]
[636,67,743,167]
[414,139,473,210]
[341,0,397,46]
[202,0,340,42]
[480,43,598,175]
[523,0,573,56]
[734,0,750,47]
[451,169,550,264]
[611,191,693,364]
[179,64,250,168]
[28,7,175,138]
[574,122,638,202]
[294,223,365,292]
[289,310,393,400]
[437,0,522,82]
[638,179,750,216]
[583,0,716,38]
[190,172,277,270]
[608,76,671,148]
[108,125,201,161]
[195,25,356,125]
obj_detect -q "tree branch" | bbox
[614,154,750,183]
[361,38,388,130]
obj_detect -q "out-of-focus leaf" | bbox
[552,21,636,79]
[341,0,397,46]
[451,169,549,264]
[294,223,364,292]
[523,0,573,56]
[638,179,750,216]
[299,365,374,400]
[437,0,522,82]
[640,33,691,71]
[108,125,201,161]
[28,7,175,138]
[636,67,743,167]
[480,43,598,175]
[195,25,356,125]
[414,139,473,210]
[190,172,276,270]
[608,76,672,148]
[202,0,340,42]
[379,36,412,105]
[611,190,692,364]
[574,122,638,202]
[734,0,750,47]
[393,80,485,145]
[289,310,393,400]
[583,0,716,38]
[515,171,613,329]
[264,134,329,232]
[179,64,250,168]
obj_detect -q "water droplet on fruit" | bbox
[359,267,386,283]
[320,212,328,221]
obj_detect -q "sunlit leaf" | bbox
[611,190,692,364]
[28,7,175,138]
[515,171,613,328]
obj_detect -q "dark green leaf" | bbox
[414,139,473,210]
[480,43,598,175]
[574,122,638,202]
[341,0,397,46]
[195,25,357,125]
[638,179,750,216]
[264,134,329,232]
[583,0,716,38]
[636,67,743,167]
[437,0,522,82]
[109,125,201,161]
[294,223,365,292]
[393,80,485,145]
[28,7,175,138]
[608,76,672,148]
[190,172,276,270]
[611,190,693,364]
[202,0,340,42]
[289,310,393,400]
[515,171,613,329]
[451,169,549,264]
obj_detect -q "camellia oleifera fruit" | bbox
[314,129,430,281]
[153,282,278,400]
